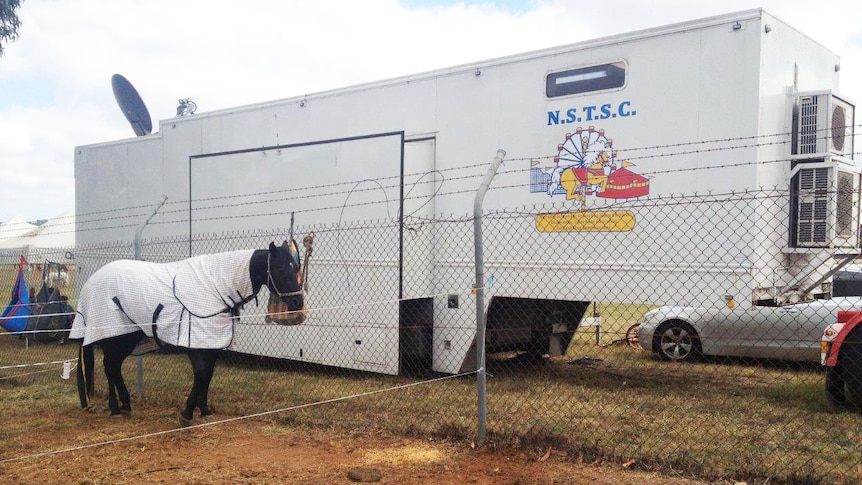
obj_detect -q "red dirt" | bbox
[0,409,713,485]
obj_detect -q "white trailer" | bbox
[75,9,859,374]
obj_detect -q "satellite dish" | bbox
[111,74,152,136]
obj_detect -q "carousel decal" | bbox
[531,127,648,232]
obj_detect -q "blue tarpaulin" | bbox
[0,257,30,333]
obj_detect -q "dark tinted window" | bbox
[546,62,626,98]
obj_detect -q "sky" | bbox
[1,0,862,224]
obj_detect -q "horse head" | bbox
[266,240,306,325]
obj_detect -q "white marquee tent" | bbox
[0,216,38,243]
[0,213,76,263]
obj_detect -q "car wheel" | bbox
[825,365,846,412]
[653,320,701,362]
[840,327,862,411]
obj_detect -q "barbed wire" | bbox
[3,160,856,238]
[3,123,855,236]
[0,173,835,241]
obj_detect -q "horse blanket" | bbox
[69,249,256,349]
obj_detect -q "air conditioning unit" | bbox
[793,92,855,160]
[791,164,860,248]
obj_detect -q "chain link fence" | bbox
[1,185,861,483]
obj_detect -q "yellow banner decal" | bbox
[536,211,635,232]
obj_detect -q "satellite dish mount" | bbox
[176,98,197,117]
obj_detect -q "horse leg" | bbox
[181,350,204,425]
[77,344,95,410]
[103,350,121,416]
[196,350,219,418]
[181,349,219,424]
[115,333,142,414]
[102,332,142,416]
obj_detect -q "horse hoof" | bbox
[179,413,193,428]
[120,409,132,418]
[200,413,215,423]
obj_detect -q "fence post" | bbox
[473,149,506,445]
[134,195,168,399]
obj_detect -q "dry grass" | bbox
[1,324,860,485]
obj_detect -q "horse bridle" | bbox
[267,253,303,299]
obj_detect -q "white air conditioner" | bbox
[791,163,860,248]
[793,92,855,160]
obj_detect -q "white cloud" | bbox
[2,0,861,222]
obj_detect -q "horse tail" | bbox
[76,343,95,409]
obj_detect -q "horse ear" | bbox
[281,240,290,250]
[269,242,277,253]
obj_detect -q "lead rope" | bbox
[302,232,314,292]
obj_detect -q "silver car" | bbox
[637,297,862,362]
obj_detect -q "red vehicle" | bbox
[822,311,862,411]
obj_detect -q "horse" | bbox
[69,241,305,426]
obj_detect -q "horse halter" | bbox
[266,252,303,299]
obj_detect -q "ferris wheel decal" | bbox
[530,126,649,207]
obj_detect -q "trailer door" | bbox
[190,132,407,374]
[399,137,437,374]
[401,137,437,296]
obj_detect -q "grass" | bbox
[1,322,861,485]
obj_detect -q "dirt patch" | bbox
[0,407,713,485]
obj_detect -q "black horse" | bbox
[71,241,304,425]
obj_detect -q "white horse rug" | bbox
[69,249,256,349]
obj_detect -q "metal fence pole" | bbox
[473,149,506,445]
[134,195,168,399]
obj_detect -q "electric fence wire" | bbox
[0,369,479,465]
